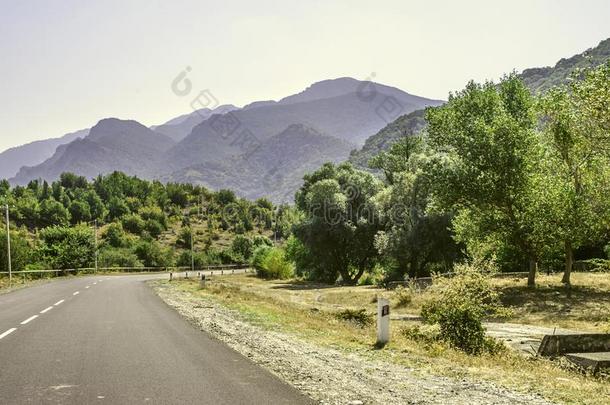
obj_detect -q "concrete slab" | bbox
[537,333,610,356]
[565,352,610,373]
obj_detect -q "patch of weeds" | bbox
[335,308,373,328]
[394,286,413,307]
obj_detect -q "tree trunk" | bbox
[527,258,537,287]
[561,240,573,286]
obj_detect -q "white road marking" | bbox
[0,328,17,340]
[54,299,65,306]
[40,306,53,314]
[93,282,97,285]
[20,315,38,325]
[73,291,79,296]
[85,286,90,289]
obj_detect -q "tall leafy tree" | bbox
[538,62,610,286]
[370,136,462,278]
[426,75,542,285]
[294,163,383,284]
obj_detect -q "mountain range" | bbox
[8,77,442,202]
[4,38,609,202]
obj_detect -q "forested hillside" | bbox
[0,172,297,273]
[350,38,610,169]
[521,38,610,93]
[290,62,610,288]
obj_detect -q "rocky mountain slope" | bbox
[0,128,88,180]
[12,119,174,184]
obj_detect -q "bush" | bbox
[335,308,373,328]
[122,214,145,234]
[420,262,508,355]
[38,225,95,270]
[394,286,413,307]
[0,230,30,272]
[133,240,173,268]
[231,235,254,259]
[255,247,293,280]
[401,324,441,346]
[251,245,272,271]
[176,227,192,248]
[103,222,129,248]
[176,250,223,268]
[144,219,165,238]
[139,206,167,227]
[285,235,327,281]
[99,248,142,268]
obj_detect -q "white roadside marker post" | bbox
[377,297,390,346]
[4,204,12,287]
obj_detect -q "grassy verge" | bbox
[165,274,610,405]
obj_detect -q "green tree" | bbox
[38,225,95,270]
[426,75,541,285]
[69,200,92,224]
[133,240,173,267]
[537,62,610,286]
[294,163,383,284]
[39,198,71,227]
[370,136,462,279]
[0,229,30,272]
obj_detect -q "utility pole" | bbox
[94,219,98,273]
[4,205,12,286]
[190,225,195,273]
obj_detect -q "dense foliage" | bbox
[290,63,610,286]
[0,172,294,272]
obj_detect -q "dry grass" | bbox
[181,272,610,332]
[169,274,610,405]
[495,273,610,332]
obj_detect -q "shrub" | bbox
[420,261,508,355]
[401,324,441,346]
[394,286,413,307]
[231,235,254,259]
[103,222,129,248]
[133,240,173,268]
[139,206,167,227]
[255,247,293,280]
[99,248,142,268]
[144,219,165,238]
[122,214,145,234]
[0,230,30,272]
[335,309,373,328]
[219,248,244,264]
[251,245,272,271]
[285,235,327,281]
[38,225,94,270]
[176,227,192,248]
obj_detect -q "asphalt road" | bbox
[0,274,312,404]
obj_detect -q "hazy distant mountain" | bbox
[12,77,442,200]
[0,128,88,180]
[11,119,174,184]
[151,104,238,142]
[351,38,610,169]
[164,77,443,172]
[165,124,354,202]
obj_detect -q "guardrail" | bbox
[0,264,251,280]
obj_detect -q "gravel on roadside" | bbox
[152,281,554,405]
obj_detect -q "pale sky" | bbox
[1,0,609,152]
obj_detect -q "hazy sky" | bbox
[1,0,609,152]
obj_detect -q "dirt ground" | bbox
[153,279,555,405]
